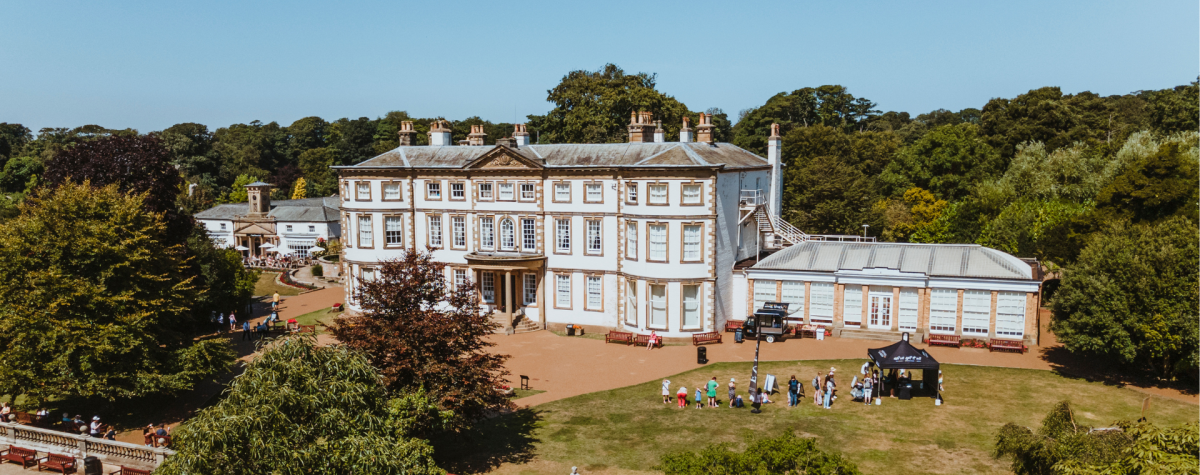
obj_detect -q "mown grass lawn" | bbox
[451,360,1197,475]
[253,271,304,297]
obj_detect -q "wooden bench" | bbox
[605,331,633,345]
[988,339,1027,354]
[723,320,743,332]
[926,334,961,348]
[298,325,317,334]
[691,332,722,345]
[110,466,152,475]
[1,446,38,469]
[632,334,662,348]
[37,453,76,474]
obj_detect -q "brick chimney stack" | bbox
[429,119,452,146]
[680,116,693,142]
[653,120,664,143]
[696,113,715,144]
[398,121,416,146]
[627,111,655,143]
[513,123,531,146]
[467,124,487,146]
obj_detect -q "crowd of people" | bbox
[0,403,125,441]
[244,253,310,269]
[658,363,945,411]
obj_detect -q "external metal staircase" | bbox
[740,189,875,249]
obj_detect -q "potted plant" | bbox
[495,384,514,395]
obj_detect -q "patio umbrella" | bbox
[259,242,275,248]
[310,246,325,252]
[234,245,249,251]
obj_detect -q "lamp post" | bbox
[861,224,870,238]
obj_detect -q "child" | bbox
[732,394,744,408]
[676,386,687,409]
[695,387,703,409]
[661,379,672,404]
[938,370,944,392]
[727,378,737,408]
[813,372,823,405]
[863,374,873,405]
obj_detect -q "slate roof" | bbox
[194,196,339,222]
[752,241,1034,280]
[347,142,768,170]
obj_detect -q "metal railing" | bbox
[739,189,764,206]
[1,422,173,470]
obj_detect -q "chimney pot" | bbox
[467,124,487,146]
[695,112,715,144]
[628,111,655,143]
[513,123,531,146]
[398,121,416,146]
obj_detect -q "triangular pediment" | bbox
[464,146,543,170]
[235,221,276,235]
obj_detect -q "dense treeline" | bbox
[0,66,1195,379]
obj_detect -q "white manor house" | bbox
[334,114,1043,346]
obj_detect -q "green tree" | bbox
[880,123,1003,200]
[187,227,258,324]
[285,116,329,163]
[657,433,860,475]
[0,155,42,193]
[980,87,1148,159]
[155,335,446,475]
[0,182,234,403]
[732,85,879,152]
[994,401,1199,475]
[1096,138,1199,224]
[1050,216,1199,379]
[298,147,338,196]
[224,174,260,203]
[527,64,694,144]
[330,249,512,428]
[779,125,896,235]
[876,187,948,242]
[0,123,33,163]
[1146,79,1199,135]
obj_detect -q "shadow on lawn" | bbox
[1039,345,1198,396]
[431,408,542,474]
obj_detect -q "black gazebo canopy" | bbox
[868,334,940,397]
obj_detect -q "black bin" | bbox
[697,346,708,364]
[83,457,102,475]
[734,328,744,343]
[566,324,576,336]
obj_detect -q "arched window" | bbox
[500,219,515,250]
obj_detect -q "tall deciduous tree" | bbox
[527,64,694,144]
[330,249,512,428]
[44,134,192,243]
[155,335,446,475]
[0,183,234,403]
[733,85,880,152]
[1050,216,1198,379]
[880,123,1004,200]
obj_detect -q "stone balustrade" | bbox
[0,422,173,470]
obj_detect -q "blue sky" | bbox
[2,0,1196,133]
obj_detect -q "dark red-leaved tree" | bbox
[330,249,512,427]
[44,134,192,243]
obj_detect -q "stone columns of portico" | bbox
[504,270,513,325]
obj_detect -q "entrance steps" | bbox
[512,315,541,334]
[838,328,901,342]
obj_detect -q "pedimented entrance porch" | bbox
[465,252,545,333]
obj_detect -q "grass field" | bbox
[253,271,304,297]
[438,360,1198,475]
